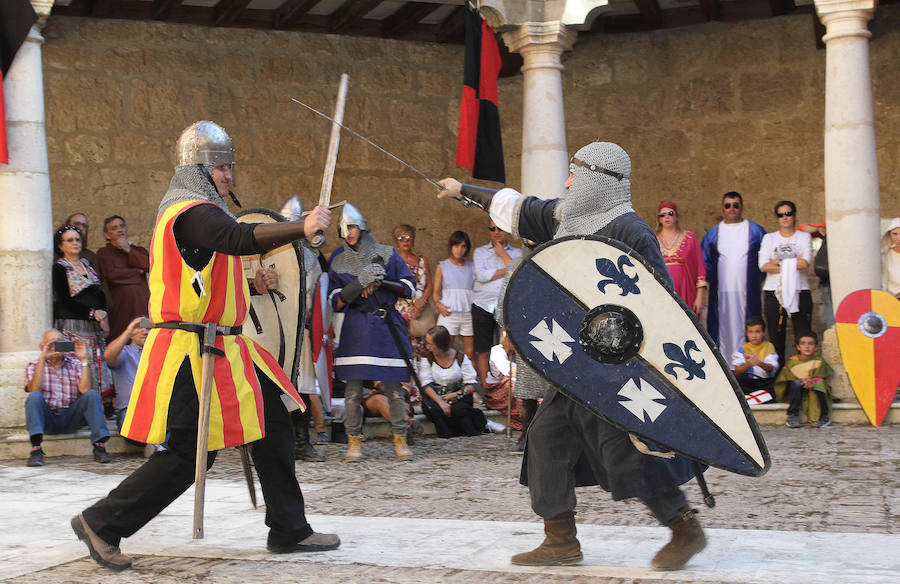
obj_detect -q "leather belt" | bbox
[143,320,243,336]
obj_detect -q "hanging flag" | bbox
[455,3,505,183]
[0,0,38,165]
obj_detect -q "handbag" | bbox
[408,300,438,337]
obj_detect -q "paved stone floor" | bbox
[2,425,898,583]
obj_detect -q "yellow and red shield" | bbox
[835,289,900,426]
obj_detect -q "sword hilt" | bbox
[308,231,326,248]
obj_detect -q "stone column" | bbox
[0,3,54,428]
[815,0,881,307]
[502,23,577,198]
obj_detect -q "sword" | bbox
[193,323,219,539]
[239,445,258,509]
[291,96,494,211]
[292,97,449,192]
[309,74,350,249]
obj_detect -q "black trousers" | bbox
[525,391,687,526]
[81,358,313,547]
[763,289,813,365]
[420,393,486,438]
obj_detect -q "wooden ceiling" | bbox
[50,0,837,44]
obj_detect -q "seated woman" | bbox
[417,326,487,438]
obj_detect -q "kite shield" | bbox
[835,288,900,426]
[236,208,306,386]
[503,235,770,477]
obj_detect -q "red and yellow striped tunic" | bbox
[121,200,304,450]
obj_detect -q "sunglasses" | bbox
[658,211,675,218]
[488,227,500,232]
[396,235,413,242]
[776,211,794,218]
[62,237,81,243]
[723,203,741,210]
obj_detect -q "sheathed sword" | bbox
[193,323,220,539]
[308,73,350,248]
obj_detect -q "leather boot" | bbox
[292,409,325,462]
[510,511,583,566]
[651,507,706,570]
[393,433,411,461]
[345,435,363,463]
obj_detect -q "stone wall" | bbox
[41,8,899,324]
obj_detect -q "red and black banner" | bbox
[455,4,505,184]
[0,0,38,165]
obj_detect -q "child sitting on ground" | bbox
[774,331,834,428]
[731,316,779,403]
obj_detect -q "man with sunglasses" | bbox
[700,192,766,364]
[436,141,706,571]
[471,221,522,385]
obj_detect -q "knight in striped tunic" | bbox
[72,121,340,571]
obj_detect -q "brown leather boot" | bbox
[651,507,707,570]
[345,435,362,463]
[510,511,583,566]
[393,433,411,461]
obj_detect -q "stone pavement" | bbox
[1,425,898,583]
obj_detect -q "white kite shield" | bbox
[503,235,770,477]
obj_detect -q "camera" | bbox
[53,340,75,353]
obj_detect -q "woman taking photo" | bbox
[417,325,486,438]
[53,224,110,391]
[759,201,813,364]
[655,201,706,316]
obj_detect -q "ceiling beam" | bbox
[215,0,253,26]
[329,0,385,35]
[274,0,320,29]
[381,2,443,38]
[698,0,721,20]
[633,0,663,29]
[436,5,466,43]
[769,0,796,17]
[152,0,182,21]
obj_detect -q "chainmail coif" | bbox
[554,142,633,237]
[330,232,395,276]
[158,163,233,219]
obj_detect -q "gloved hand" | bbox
[357,262,386,287]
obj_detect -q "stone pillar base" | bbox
[0,351,38,428]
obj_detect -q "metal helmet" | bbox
[175,121,235,168]
[338,202,368,239]
[280,195,304,221]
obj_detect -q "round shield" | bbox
[235,208,305,387]
[504,235,770,477]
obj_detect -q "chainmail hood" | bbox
[554,142,633,237]
[330,231,394,276]
[158,163,233,218]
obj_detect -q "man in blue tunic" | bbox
[700,192,767,362]
[437,142,706,571]
[328,203,416,462]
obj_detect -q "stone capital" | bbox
[815,0,877,41]
[30,0,55,26]
[501,21,578,68]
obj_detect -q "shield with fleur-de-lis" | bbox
[503,235,769,477]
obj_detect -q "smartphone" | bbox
[53,340,75,353]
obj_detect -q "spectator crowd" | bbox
[22,200,900,467]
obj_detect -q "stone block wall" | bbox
[40,8,900,331]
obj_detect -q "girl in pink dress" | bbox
[655,201,707,316]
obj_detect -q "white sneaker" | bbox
[485,420,505,433]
